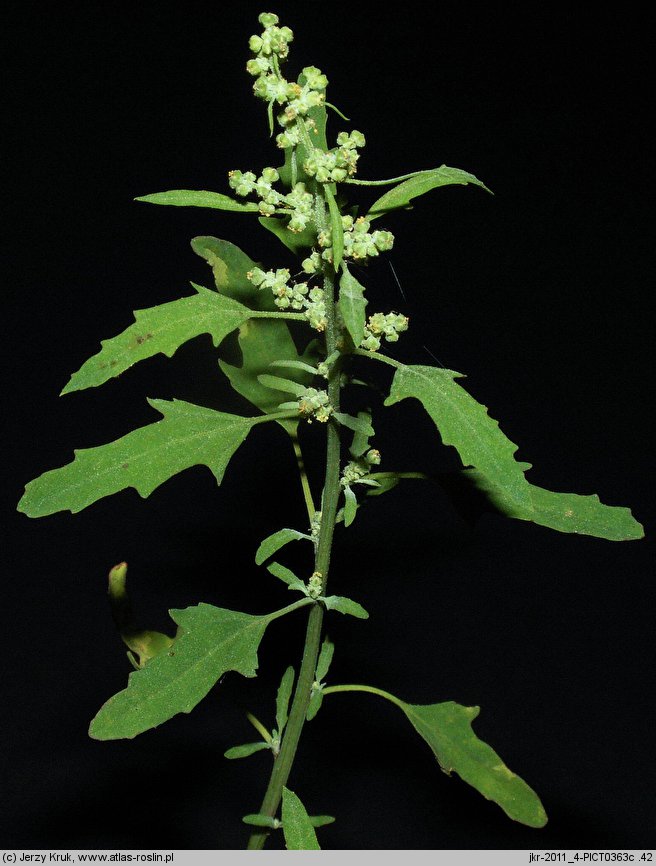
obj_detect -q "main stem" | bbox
[247,255,341,850]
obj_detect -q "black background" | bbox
[3,0,654,851]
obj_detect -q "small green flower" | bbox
[301,65,328,90]
[228,169,257,197]
[298,388,332,422]
[359,312,409,351]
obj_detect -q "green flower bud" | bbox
[331,167,347,183]
[372,230,394,251]
[261,166,279,184]
[365,449,381,466]
[246,57,270,76]
[302,251,321,274]
[249,34,263,53]
[246,267,267,287]
[302,65,328,90]
[228,169,257,197]
[258,12,279,27]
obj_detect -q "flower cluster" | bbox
[304,130,366,183]
[360,312,410,352]
[297,388,333,423]
[303,216,394,268]
[246,267,328,330]
[307,571,323,599]
[246,14,327,137]
[247,13,294,70]
[228,165,315,230]
[340,450,382,488]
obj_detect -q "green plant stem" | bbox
[247,712,272,743]
[322,683,405,710]
[352,347,403,368]
[247,259,342,850]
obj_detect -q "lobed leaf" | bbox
[18,399,255,517]
[61,285,251,394]
[384,365,532,509]
[367,165,492,220]
[281,787,320,850]
[399,700,547,828]
[465,470,644,541]
[255,528,311,566]
[339,265,367,347]
[90,603,275,740]
[383,364,642,540]
[136,189,259,212]
[224,742,270,759]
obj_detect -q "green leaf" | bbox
[136,189,259,213]
[61,285,251,394]
[224,742,270,759]
[267,562,307,594]
[242,814,279,829]
[334,412,375,437]
[90,603,278,740]
[349,410,373,457]
[281,787,320,850]
[325,186,344,270]
[306,688,324,721]
[18,399,255,517]
[309,815,335,828]
[367,165,492,220]
[343,485,357,527]
[365,471,428,497]
[276,666,295,733]
[322,595,369,619]
[315,638,334,681]
[339,265,367,347]
[255,528,311,566]
[258,216,316,255]
[384,365,533,509]
[400,700,547,828]
[257,374,308,397]
[190,236,264,304]
[465,469,644,541]
[190,239,316,435]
